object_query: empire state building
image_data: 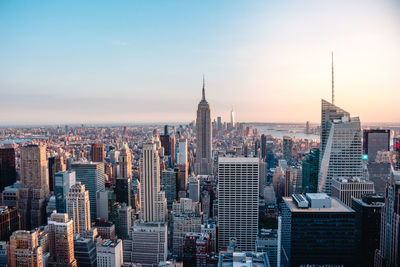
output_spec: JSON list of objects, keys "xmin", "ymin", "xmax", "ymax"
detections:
[{"xmin": 195, "ymin": 78, "xmax": 213, "ymax": 175}]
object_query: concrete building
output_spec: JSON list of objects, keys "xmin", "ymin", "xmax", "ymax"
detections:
[
  {"xmin": 54, "ymin": 171, "xmax": 76, "ymax": 213},
  {"xmin": 177, "ymin": 139, "xmax": 188, "ymax": 166},
  {"xmin": 7, "ymin": 230, "xmax": 43, "ymax": 267},
  {"xmin": 331, "ymin": 177, "xmax": 374, "ymax": 207},
  {"xmin": 73, "ymin": 236, "xmax": 97, "ymax": 267},
  {"xmin": 96, "ymin": 239, "xmax": 123, "ymax": 267},
  {"xmin": 2, "ymin": 181, "xmax": 20, "ymax": 208},
  {"xmin": 45, "ymin": 212, "xmax": 77, "ymax": 267},
  {"xmin": 195, "ymin": 78, "xmax": 213, "ymax": 175},
  {"xmin": 90, "ymin": 143, "xmax": 104, "ymax": 163},
  {"xmin": 201, "ymin": 223, "xmax": 217, "ymax": 253},
  {"xmin": 160, "ymin": 169, "xmax": 178, "ymax": 209},
  {"xmin": 119, "ymin": 143, "xmax": 132, "ymax": 178},
  {"xmin": 182, "ymin": 232, "xmax": 210, "ymax": 267},
  {"xmin": 0, "ymin": 206, "xmax": 20, "ymax": 241},
  {"xmin": 116, "ymin": 203, "xmax": 131, "ymax": 239},
  {"xmin": 283, "ymin": 136, "xmax": 293, "ymax": 164},
  {"xmin": 139, "ymin": 141, "xmax": 166, "ymax": 222},
  {"xmin": 374, "ymin": 169, "xmax": 400, "ymax": 267},
  {"xmin": 18, "ymin": 145, "xmax": 50, "ymax": 230},
  {"xmin": 281, "ymin": 193, "xmax": 356, "ymax": 266},
  {"xmin": 124, "ymin": 220, "xmax": 168, "ymax": 266},
  {"xmin": 93, "ymin": 220, "xmax": 116, "ymax": 240},
  {"xmin": 188, "ymin": 176, "xmax": 200, "ymax": 202},
  {"xmin": 66, "ymin": 182, "xmax": 91, "ymax": 234},
  {"xmin": 71, "ymin": 161, "xmax": 105, "ymax": 220},
  {"xmin": 218, "ymin": 157, "xmax": 259, "ymax": 252}
]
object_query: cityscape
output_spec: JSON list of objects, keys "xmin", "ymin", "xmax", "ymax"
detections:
[{"xmin": 1, "ymin": 1, "xmax": 400, "ymax": 267}]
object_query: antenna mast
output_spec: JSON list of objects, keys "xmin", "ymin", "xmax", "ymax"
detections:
[{"xmin": 331, "ymin": 52, "xmax": 334, "ymax": 105}]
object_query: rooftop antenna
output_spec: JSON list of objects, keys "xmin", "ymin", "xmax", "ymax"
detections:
[
  {"xmin": 331, "ymin": 51, "xmax": 334, "ymax": 105},
  {"xmin": 202, "ymin": 74, "xmax": 206, "ymax": 101}
]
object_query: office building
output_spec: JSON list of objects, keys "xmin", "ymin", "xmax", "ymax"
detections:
[
  {"xmin": 177, "ymin": 139, "xmax": 188, "ymax": 166},
  {"xmin": 172, "ymin": 198, "xmax": 202, "ymax": 259},
  {"xmin": 256, "ymin": 228, "xmax": 281, "ymax": 267},
  {"xmin": 363, "ymin": 129, "xmax": 390, "ymax": 163},
  {"xmin": 302, "ymin": 148, "xmax": 319, "ymax": 193},
  {"xmin": 394, "ymin": 138, "xmax": 400, "ymax": 170},
  {"xmin": 139, "ymin": 141, "xmax": 166, "ymax": 222},
  {"xmin": 352, "ymin": 194, "xmax": 384, "ymax": 267},
  {"xmin": 182, "ymin": 232, "xmax": 210, "ymax": 267},
  {"xmin": 2, "ymin": 182, "xmax": 20, "ymax": 208},
  {"xmin": 116, "ymin": 203, "xmax": 131, "ymax": 239},
  {"xmin": 124, "ymin": 220, "xmax": 167, "ymax": 266},
  {"xmin": 188, "ymin": 176, "xmax": 200, "ymax": 202},
  {"xmin": 72, "ymin": 161, "xmax": 105, "ymax": 219},
  {"xmin": 18, "ymin": 144, "xmax": 50, "ymax": 230},
  {"xmin": 218, "ymin": 251, "xmax": 268, "ymax": 266},
  {"xmin": 73, "ymin": 236, "xmax": 97, "ymax": 267},
  {"xmin": 45, "ymin": 212, "xmax": 77, "ymax": 267},
  {"xmin": 96, "ymin": 190, "xmax": 114, "ymax": 221},
  {"xmin": 218, "ymin": 157, "xmax": 259, "ymax": 252},
  {"xmin": 96, "ymin": 239, "xmax": 122, "ymax": 267},
  {"xmin": 160, "ymin": 126, "xmax": 175, "ymax": 168},
  {"xmin": 55, "ymin": 171, "xmax": 76, "ymax": 213},
  {"xmin": 368, "ymin": 152, "xmax": 392, "ymax": 194},
  {"xmin": 94, "ymin": 220, "xmax": 116, "ymax": 240},
  {"xmin": 331, "ymin": 177, "xmax": 374, "ymax": 207},
  {"xmin": 115, "ymin": 178, "xmax": 131, "ymax": 206},
  {"xmin": 318, "ymin": 103, "xmax": 363, "ymax": 194},
  {"xmin": 0, "ymin": 206, "xmax": 20, "ymax": 241},
  {"xmin": 48, "ymin": 155, "xmax": 66, "ymax": 193},
  {"xmin": 90, "ymin": 143, "xmax": 104, "ymax": 163},
  {"xmin": 7, "ymin": 230, "xmax": 43, "ymax": 267},
  {"xmin": 119, "ymin": 143, "xmax": 132, "ymax": 178},
  {"xmin": 281, "ymin": 193, "xmax": 356, "ymax": 266},
  {"xmin": 195, "ymin": 78, "xmax": 213, "ymax": 175},
  {"xmin": 66, "ymin": 182, "xmax": 91, "ymax": 234},
  {"xmin": 201, "ymin": 223, "xmax": 217, "ymax": 253},
  {"xmin": 0, "ymin": 147, "xmax": 16, "ymax": 193},
  {"xmin": 160, "ymin": 169, "xmax": 178, "ymax": 209},
  {"xmin": 0, "ymin": 241, "xmax": 6, "ymax": 267},
  {"xmin": 283, "ymin": 136, "xmax": 293, "ymax": 164},
  {"xmin": 374, "ymin": 169, "xmax": 400, "ymax": 267}
]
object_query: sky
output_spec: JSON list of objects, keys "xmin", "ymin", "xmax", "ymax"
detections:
[{"xmin": 0, "ymin": 0, "xmax": 399, "ymax": 125}]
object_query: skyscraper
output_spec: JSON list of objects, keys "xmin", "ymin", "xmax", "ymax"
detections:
[
  {"xmin": 374, "ymin": 169, "xmax": 400, "ymax": 267},
  {"xmin": 0, "ymin": 147, "xmax": 16, "ymax": 193},
  {"xmin": 18, "ymin": 144, "xmax": 50, "ymax": 230},
  {"xmin": 7, "ymin": 230, "xmax": 43, "ymax": 267},
  {"xmin": 119, "ymin": 143, "xmax": 132, "ymax": 178},
  {"xmin": 283, "ymin": 136, "xmax": 293, "ymax": 164},
  {"xmin": 230, "ymin": 108, "xmax": 235, "ymax": 128},
  {"xmin": 72, "ymin": 161, "xmax": 105, "ymax": 219},
  {"xmin": 55, "ymin": 170, "xmax": 76, "ymax": 213},
  {"xmin": 66, "ymin": 182, "xmax": 91, "ymax": 234},
  {"xmin": 318, "ymin": 101, "xmax": 363, "ymax": 194},
  {"xmin": 352, "ymin": 194, "xmax": 384, "ymax": 267},
  {"xmin": 91, "ymin": 143, "xmax": 104, "ymax": 163},
  {"xmin": 115, "ymin": 178, "xmax": 131, "ymax": 206},
  {"xmin": 45, "ymin": 212, "xmax": 77, "ymax": 267},
  {"xmin": 0, "ymin": 206, "xmax": 20, "ymax": 242},
  {"xmin": 218, "ymin": 157, "xmax": 259, "ymax": 252},
  {"xmin": 96, "ymin": 239, "xmax": 123, "ymax": 267},
  {"xmin": 195, "ymin": 78, "xmax": 213, "ymax": 175},
  {"xmin": 139, "ymin": 140, "xmax": 166, "ymax": 222},
  {"xmin": 363, "ymin": 129, "xmax": 390, "ymax": 163},
  {"xmin": 302, "ymin": 148, "xmax": 320, "ymax": 193},
  {"xmin": 177, "ymin": 139, "xmax": 188, "ymax": 166},
  {"xmin": 281, "ymin": 193, "xmax": 356, "ymax": 266}
]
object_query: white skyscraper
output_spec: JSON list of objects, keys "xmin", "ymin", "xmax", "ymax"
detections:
[
  {"xmin": 218, "ymin": 157, "xmax": 259, "ymax": 252},
  {"xmin": 230, "ymin": 108, "xmax": 235, "ymax": 127},
  {"xmin": 66, "ymin": 182, "xmax": 91, "ymax": 234},
  {"xmin": 139, "ymin": 140, "xmax": 166, "ymax": 222},
  {"xmin": 318, "ymin": 106, "xmax": 363, "ymax": 195},
  {"xmin": 97, "ymin": 239, "xmax": 123, "ymax": 267},
  {"xmin": 177, "ymin": 139, "xmax": 188, "ymax": 166}
]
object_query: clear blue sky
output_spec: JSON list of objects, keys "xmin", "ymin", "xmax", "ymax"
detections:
[{"xmin": 0, "ymin": 0, "xmax": 399, "ymax": 124}]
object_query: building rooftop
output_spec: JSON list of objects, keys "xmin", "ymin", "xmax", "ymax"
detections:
[
  {"xmin": 283, "ymin": 194, "xmax": 354, "ymax": 213},
  {"xmin": 98, "ymin": 239, "xmax": 121, "ymax": 248},
  {"xmin": 218, "ymin": 157, "xmax": 259, "ymax": 163}
]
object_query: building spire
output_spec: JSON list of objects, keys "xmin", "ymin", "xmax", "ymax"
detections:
[
  {"xmin": 202, "ymin": 74, "xmax": 206, "ymax": 101},
  {"xmin": 331, "ymin": 51, "xmax": 334, "ymax": 105}
]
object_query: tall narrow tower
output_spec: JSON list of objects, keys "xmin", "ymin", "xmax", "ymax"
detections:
[
  {"xmin": 195, "ymin": 77, "xmax": 213, "ymax": 175},
  {"xmin": 18, "ymin": 144, "xmax": 49, "ymax": 230},
  {"xmin": 139, "ymin": 140, "xmax": 167, "ymax": 222}
]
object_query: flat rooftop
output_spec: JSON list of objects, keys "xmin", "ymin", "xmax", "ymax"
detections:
[
  {"xmin": 283, "ymin": 197, "xmax": 354, "ymax": 213},
  {"xmin": 218, "ymin": 157, "xmax": 259, "ymax": 163}
]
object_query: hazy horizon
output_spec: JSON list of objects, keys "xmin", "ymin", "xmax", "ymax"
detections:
[{"xmin": 1, "ymin": 0, "xmax": 399, "ymax": 124}]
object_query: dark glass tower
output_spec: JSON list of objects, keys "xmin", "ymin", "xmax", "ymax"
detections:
[
  {"xmin": 302, "ymin": 148, "xmax": 320, "ymax": 193},
  {"xmin": 0, "ymin": 147, "xmax": 16, "ymax": 193}
]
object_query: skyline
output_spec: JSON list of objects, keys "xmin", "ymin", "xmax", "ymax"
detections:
[{"xmin": 1, "ymin": 0, "xmax": 399, "ymax": 124}]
